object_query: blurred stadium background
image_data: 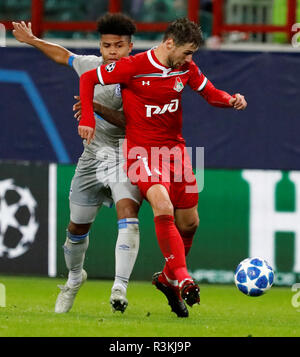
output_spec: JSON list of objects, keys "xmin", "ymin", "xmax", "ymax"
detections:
[{"xmin": 0, "ymin": 0, "xmax": 300, "ymax": 288}]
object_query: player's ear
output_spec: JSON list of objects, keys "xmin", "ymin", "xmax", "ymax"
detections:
[
  {"xmin": 165, "ymin": 38, "xmax": 175, "ymax": 51},
  {"xmin": 128, "ymin": 42, "xmax": 133, "ymax": 54}
]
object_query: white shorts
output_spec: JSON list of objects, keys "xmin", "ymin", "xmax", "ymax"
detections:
[{"xmin": 69, "ymin": 153, "xmax": 142, "ymax": 224}]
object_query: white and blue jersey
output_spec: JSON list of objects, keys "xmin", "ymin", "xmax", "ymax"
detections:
[{"xmin": 69, "ymin": 54, "xmax": 125, "ymax": 160}]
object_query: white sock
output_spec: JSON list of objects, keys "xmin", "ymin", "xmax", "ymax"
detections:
[
  {"xmin": 112, "ymin": 218, "xmax": 140, "ymax": 293},
  {"xmin": 64, "ymin": 231, "xmax": 89, "ymax": 288}
]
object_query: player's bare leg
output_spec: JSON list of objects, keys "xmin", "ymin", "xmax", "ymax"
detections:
[{"xmin": 110, "ymin": 198, "xmax": 140, "ymax": 313}]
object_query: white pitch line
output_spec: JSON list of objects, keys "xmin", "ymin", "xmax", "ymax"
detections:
[{"xmin": 48, "ymin": 163, "xmax": 57, "ymax": 277}]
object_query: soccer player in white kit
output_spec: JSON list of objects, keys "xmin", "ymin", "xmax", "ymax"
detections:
[{"xmin": 12, "ymin": 14, "xmax": 142, "ymax": 313}]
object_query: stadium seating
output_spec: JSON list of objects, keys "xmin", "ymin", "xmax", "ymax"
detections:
[
  {"xmin": 225, "ymin": 0, "xmax": 274, "ymax": 42},
  {"xmin": 3, "ymin": 0, "xmax": 297, "ymax": 43},
  {"xmin": 0, "ymin": 0, "xmax": 31, "ymax": 21}
]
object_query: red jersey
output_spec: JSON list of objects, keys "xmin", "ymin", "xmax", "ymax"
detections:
[{"xmin": 79, "ymin": 48, "xmax": 233, "ymax": 149}]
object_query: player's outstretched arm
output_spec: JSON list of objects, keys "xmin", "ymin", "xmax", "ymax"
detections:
[
  {"xmin": 12, "ymin": 21, "xmax": 73, "ymax": 66},
  {"xmin": 73, "ymin": 96, "xmax": 126, "ymax": 128},
  {"xmin": 200, "ymin": 79, "xmax": 247, "ymax": 110}
]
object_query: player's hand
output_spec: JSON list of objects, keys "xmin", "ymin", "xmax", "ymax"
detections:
[
  {"xmin": 229, "ymin": 93, "xmax": 247, "ymax": 110},
  {"xmin": 12, "ymin": 21, "xmax": 35, "ymax": 44},
  {"xmin": 73, "ymin": 96, "xmax": 82, "ymax": 121},
  {"xmin": 78, "ymin": 125, "xmax": 95, "ymax": 145}
]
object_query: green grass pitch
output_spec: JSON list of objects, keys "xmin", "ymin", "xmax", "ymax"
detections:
[{"xmin": 0, "ymin": 275, "xmax": 298, "ymax": 337}]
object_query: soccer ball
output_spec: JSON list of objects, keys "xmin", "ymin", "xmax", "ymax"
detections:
[{"xmin": 234, "ymin": 257, "xmax": 274, "ymax": 297}]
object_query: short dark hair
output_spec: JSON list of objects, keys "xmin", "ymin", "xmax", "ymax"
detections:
[
  {"xmin": 163, "ymin": 18, "xmax": 204, "ymax": 48},
  {"xmin": 97, "ymin": 13, "xmax": 136, "ymax": 40}
]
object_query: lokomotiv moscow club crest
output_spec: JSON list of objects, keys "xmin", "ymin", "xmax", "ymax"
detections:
[{"xmin": 173, "ymin": 77, "xmax": 184, "ymax": 92}]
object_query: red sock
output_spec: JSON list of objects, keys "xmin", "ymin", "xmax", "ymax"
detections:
[
  {"xmin": 162, "ymin": 264, "xmax": 177, "ymax": 283},
  {"xmin": 154, "ymin": 215, "xmax": 192, "ymax": 284},
  {"xmin": 180, "ymin": 231, "xmax": 194, "ymax": 256},
  {"xmin": 162, "ymin": 230, "xmax": 195, "ymax": 282}
]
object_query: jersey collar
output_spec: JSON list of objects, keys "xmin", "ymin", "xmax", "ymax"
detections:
[{"xmin": 147, "ymin": 48, "xmax": 172, "ymax": 77}]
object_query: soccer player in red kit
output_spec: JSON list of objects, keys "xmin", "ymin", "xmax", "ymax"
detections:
[{"xmin": 79, "ymin": 18, "xmax": 247, "ymax": 317}]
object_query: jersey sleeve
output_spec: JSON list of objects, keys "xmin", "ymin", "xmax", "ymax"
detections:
[
  {"xmin": 96, "ymin": 56, "xmax": 134, "ymax": 86},
  {"xmin": 79, "ymin": 56, "xmax": 134, "ymax": 128},
  {"xmin": 188, "ymin": 61, "xmax": 233, "ymax": 108},
  {"xmin": 187, "ymin": 61, "xmax": 208, "ymax": 92},
  {"xmin": 68, "ymin": 54, "xmax": 101, "ymax": 77}
]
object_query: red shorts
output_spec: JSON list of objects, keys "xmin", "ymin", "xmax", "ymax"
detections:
[{"xmin": 124, "ymin": 142, "xmax": 198, "ymax": 209}]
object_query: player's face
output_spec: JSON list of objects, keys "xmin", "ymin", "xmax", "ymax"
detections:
[
  {"xmin": 100, "ymin": 34, "xmax": 133, "ymax": 64},
  {"xmin": 167, "ymin": 42, "xmax": 198, "ymax": 69}
]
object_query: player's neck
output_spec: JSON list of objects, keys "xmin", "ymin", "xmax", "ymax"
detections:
[{"xmin": 153, "ymin": 44, "xmax": 170, "ymax": 68}]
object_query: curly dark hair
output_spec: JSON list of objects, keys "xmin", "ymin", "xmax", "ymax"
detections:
[
  {"xmin": 97, "ymin": 13, "xmax": 136, "ymax": 40},
  {"xmin": 163, "ymin": 18, "xmax": 204, "ymax": 48}
]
